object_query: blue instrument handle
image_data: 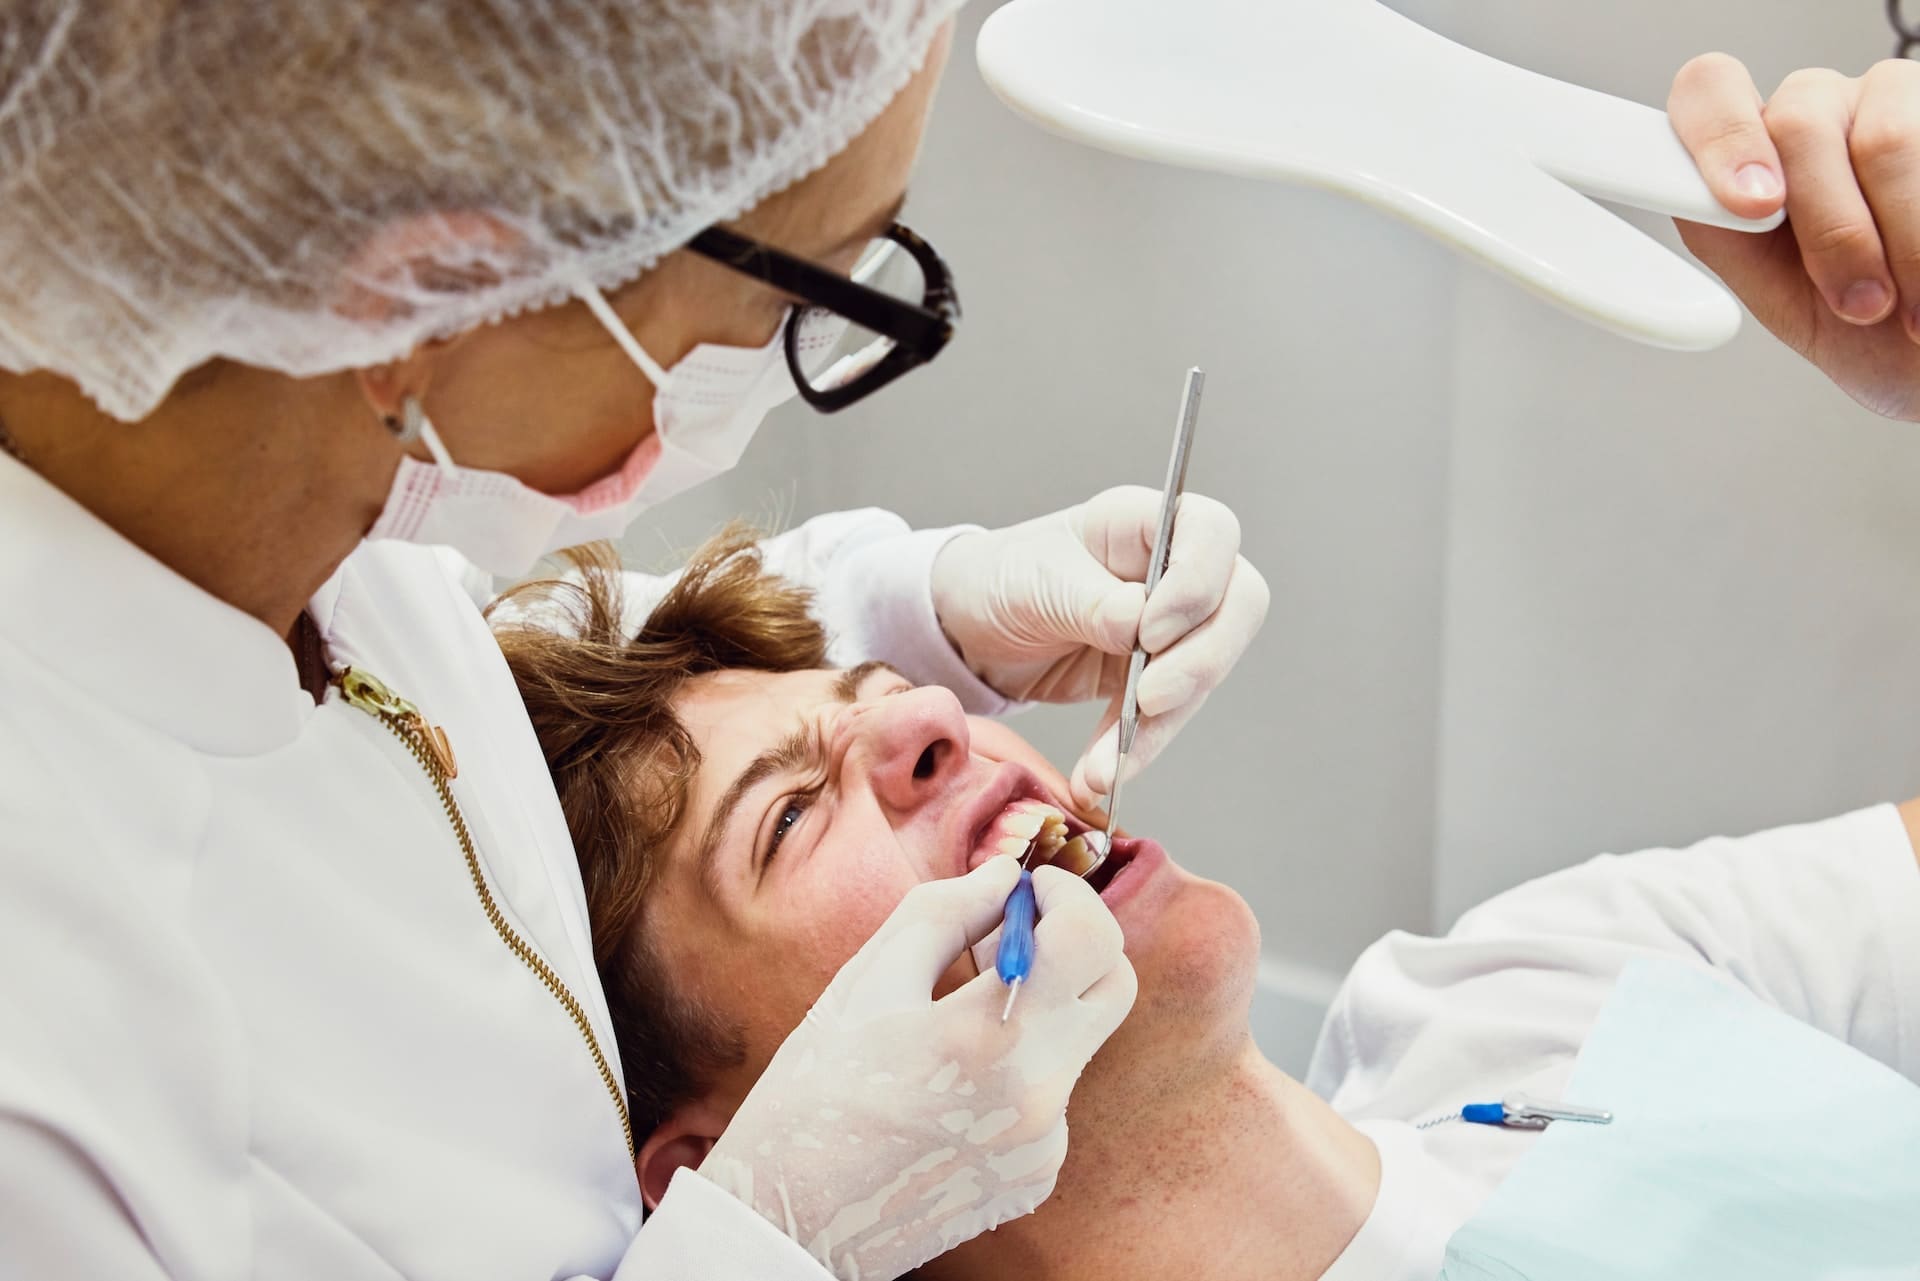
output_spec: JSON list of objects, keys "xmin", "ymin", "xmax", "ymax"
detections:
[{"xmin": 996, "ymin": 869, "xmax": 1037, "ymax": 985}]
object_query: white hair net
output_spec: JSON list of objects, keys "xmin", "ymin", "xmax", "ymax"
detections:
[{"xmin": 0, "ymin": 0, "xmax": 962, "ymax": 422}]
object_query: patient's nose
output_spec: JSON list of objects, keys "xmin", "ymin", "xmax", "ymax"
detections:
[{"xmin": 844, "ymin": 686, "xmax": 970, "ymax": 814}]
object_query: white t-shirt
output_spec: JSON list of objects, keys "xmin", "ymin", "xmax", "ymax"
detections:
[{"xmin": 1308, "ymin": 804, "xmax": 1920, "ymax": 1281}]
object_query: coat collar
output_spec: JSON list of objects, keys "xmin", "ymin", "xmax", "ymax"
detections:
[{"xmin": 0, "ymin": 451, "xmax": 315, "ymax": 755}]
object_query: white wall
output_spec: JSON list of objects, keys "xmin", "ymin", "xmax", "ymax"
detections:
[
  {"xmin": 1424, "ymin": 0, "xmax": 1920, "ymax": 918},
  {"xmin": 626, "ymin": 1, "xmax": 1920, "ymax": 1045}
]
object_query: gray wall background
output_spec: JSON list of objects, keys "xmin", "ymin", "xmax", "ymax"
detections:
[{"xmin": 623, "ymin": 1, "xmax": 1920, "ymax": 1028}]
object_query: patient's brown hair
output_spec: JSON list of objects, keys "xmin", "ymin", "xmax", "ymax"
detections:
[{"xmin": 491, "ymin": 525, "xmax": 830, "ymax": 1143}]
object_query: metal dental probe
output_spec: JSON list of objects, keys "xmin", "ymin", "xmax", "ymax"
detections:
[
  {"xmin": 998, "ymin": 366, "xmax": 1204, "ymax": 1023},
  {"xmin": 1087, "ymin": 365, "xmax": 1205, "ymax": 877}
]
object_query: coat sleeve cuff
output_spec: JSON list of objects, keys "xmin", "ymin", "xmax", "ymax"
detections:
[
  {"xmin": 1853, "ymin": 803, "xmax": 1920, "ymax": 1082},
  {"xmin": 819, "ymin": 523, "xmax": 1021, "ymax": 717},
  {"xmin": 613, "ymin": 1168, "xmax": 833, "ymax": 1281}
]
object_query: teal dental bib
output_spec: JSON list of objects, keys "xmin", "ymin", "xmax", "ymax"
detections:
[{"xmin": 1440, "ymin": 959, "xmax": 1920, "ymax": 1280}]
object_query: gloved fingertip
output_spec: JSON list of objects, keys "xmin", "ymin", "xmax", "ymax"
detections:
[
  {"xmin": 1067, "ymin": 768, "xmax": 1098, "ymax": 813},
  {"xmin": 1028, "ymin": 860, "xmax": 1105, "ymax": 907},
  {"xmin": 1107, "ymin": 743, "xmax": 1146, "ymax": 790},
  {"xmin": 1075, "ymin": 742, "xmax": 1116, "ymax": 802},
  {"xmin": 972, "ymin": 852, "xmax": 1022, "ymax": 883},
  {"xmin": 1133, "ymin": 662, "xmax": 1200, "ymax": 718}
]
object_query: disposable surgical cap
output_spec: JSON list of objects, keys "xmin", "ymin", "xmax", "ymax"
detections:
[{"xmin": 0, "ymin": 0, "xmax": 962, "ymax": 422}]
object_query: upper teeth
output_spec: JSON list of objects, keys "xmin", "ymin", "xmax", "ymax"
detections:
[{"xmin": 984, "ymin": 798, "xmax": 1069, "ymax": 862}]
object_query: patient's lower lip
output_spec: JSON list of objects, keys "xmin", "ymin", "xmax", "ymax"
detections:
[{"xmin": 1096, "ymin": 837, "xmax": 1165, "ymax": 912}]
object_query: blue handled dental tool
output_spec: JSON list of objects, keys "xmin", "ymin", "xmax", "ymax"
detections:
[
  {"xmin": 1085, "ymin": 365, "xmax": 1205, "ymax": 876},
  {"xmin": 1419, "ymin": 1092, "xmax": 1613, "ymax": 1131},
  {"xmin": 997, "ymin": 862, "xmax": 1038, "ymax": 1022}
]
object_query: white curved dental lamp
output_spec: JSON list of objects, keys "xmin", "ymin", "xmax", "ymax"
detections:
[{"xmin": 975, "ymin": 0, "xmax": 1784, "ymax": 350}]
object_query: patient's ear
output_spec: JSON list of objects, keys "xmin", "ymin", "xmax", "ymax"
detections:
[{"xmin": 637, "ymin": 1098, "xmax": 736, "ymax": 1210}]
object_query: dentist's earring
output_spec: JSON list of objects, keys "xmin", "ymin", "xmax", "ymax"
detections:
[{"xmin": 382, "ymin": 395, "xmax": 426, "ymax": 445}]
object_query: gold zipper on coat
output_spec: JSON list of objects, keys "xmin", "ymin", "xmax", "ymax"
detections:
[{"xmin": 334, "ymin": 666, "xmax": 635, "ymax": 1159}]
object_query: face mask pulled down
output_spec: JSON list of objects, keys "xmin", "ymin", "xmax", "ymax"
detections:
[{"xmin": 368, "ymin": 287, "xmax": 835, "ymax": 578}]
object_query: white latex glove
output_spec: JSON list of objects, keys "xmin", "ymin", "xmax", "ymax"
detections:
[
  {"xmin": 931, "ymin": 485, "xmax": 1270, "ymax": 809},
  {"xmin": 698, "ymin": 856, "xmax": 1134, "ymax": 1281}
]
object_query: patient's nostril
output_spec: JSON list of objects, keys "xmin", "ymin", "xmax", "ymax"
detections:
[{"xmin": 913, "ymin": 744, "xmax": 939, "ymax": 780}]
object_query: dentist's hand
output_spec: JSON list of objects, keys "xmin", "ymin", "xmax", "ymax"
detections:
[
  {"xmin": 699, "ymin": 856, "xmax": 1134, "ymax": 1281},
  {"xmin": 931, "ymin": 486, "xmax": 1270, "ymax": 810},
  {"xmin": 1670, "ymin": 54, "xmax": 1920, "ymax": 421}
]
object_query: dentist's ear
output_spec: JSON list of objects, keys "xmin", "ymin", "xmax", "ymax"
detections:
[
  {"xmin": 339, "ymin": 209, "xmax": 526, "ymax": 436},
  {"xmin": 636, "ymin": 1099, "xmax": 734, "ymax": 1210}
]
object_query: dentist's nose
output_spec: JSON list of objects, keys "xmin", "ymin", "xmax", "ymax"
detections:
[{"xmin": 842, "ymin": 685, "xmax": 972, "ymax": 814}]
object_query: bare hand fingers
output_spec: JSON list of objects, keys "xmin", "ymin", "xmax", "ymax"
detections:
[
  {"xmin": 1669, "ymin": 52, "xmax": 1785, "ymax": 218},
  {"xmin": 1850, "ymin": 58, "xmax": 1920, "ymax": 341},
  {"xmin": 1766, "ymin": 68, "xmax": 1891, "ymax": 324}
]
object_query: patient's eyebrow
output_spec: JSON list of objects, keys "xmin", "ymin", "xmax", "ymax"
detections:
[{"xmin": 693, "ymin": 661, "xmax": 905, "ymax": 894}]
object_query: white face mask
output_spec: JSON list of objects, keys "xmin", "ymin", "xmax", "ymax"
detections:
[{"xmin": 366, "ymin": 285, "xmax": 841, "ymax": 578}]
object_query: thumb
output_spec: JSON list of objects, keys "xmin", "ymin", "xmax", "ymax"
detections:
[{"xmin": 826, "ymin": 856, "xmax": 1023, "ymax": 1016}]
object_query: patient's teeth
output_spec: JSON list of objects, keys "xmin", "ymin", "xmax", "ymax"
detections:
[
  {"xmin": 1002, "ymin": 809, "xmax": 1045, "ymax": 840},
  {"xmin": 1049, "ymin": 835, "xmax": 1101, "ymax": 878},
  {"xmin": 978, "ymin": 799, "xmax": 1069, "ymax": 864}
]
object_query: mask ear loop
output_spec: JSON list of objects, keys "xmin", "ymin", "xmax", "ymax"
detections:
[
  {"xmin": 408, "ymin": 401, "xmax": 460, "ymax": 477},
  {"xmin": 574, "ymin": 281, "xmax": 671, "ymax": 389}
]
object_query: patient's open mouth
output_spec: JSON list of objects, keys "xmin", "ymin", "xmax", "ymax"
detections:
[{"xmin": 968, "ymin": 796, "xmax": 1135, "ymax": 895}]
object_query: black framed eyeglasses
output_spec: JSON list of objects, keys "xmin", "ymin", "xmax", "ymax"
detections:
[{"xmin": 687, "ymin": 222, "xmax": 960, "ymax": 413}]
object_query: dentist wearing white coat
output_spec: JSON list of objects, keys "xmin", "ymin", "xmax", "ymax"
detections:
[{"xmin": 0, "ymin": 4, "xmax": 1269, "ymax": 1280}]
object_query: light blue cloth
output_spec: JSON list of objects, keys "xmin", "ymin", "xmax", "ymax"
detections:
[{"xmin": 1440, "ymin": 958, "xmax": 1920, "ymax": 1280}]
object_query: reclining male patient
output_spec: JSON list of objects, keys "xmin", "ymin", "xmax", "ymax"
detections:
[{"xmin": 495, "ymin": 532, "xmax": 1920, "ymax": 1281}]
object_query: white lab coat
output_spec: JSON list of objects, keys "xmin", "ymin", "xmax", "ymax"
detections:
[
  {"xmin": 1307, "ymin": 803, "xmax": 1920, "ymax": 1281},
  {"xmin": 0, "ymin": 450, "xmax": 1012, "ymax": 1280}
]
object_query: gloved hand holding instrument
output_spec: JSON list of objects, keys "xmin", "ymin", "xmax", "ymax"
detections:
[
  {"xmin": 930, "ymin": 391, "xmax": 1262, "ymax": 813},
  {"xmin": 995, "ymin": 365, "xmax": 1205, "ymax": 1024},
  {"xmin": 698, "ymin": 855, "xmax": 1135, "ymax": 1281}
]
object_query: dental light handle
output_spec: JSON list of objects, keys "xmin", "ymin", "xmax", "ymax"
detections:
[
  {"xmin": 997, "ymin": 868, "xmax": 1038, "ymax": 1022},
  {"xmin": 977, "ymin": 0, "xmax": 1787, "ymax": 351}
]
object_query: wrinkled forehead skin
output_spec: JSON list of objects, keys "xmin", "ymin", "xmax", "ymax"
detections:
[{"xmin": 0, "ymin": 0, "xmax": 965, "ymax": 420}]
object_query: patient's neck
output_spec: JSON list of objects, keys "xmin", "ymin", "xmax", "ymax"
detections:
[{"xmin": 923, "ymin": 1040, "xmax": 1379, "ymax": 1281}]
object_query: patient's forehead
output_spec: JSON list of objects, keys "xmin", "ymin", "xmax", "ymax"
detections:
[{"xmin": 674, "ymin": 667, "xmax": 840, "ymax": 738}]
